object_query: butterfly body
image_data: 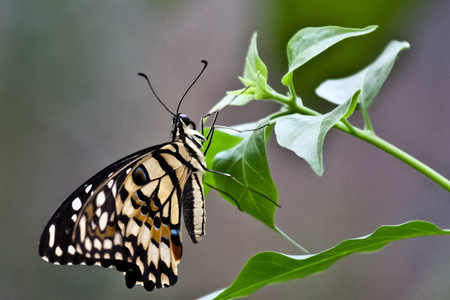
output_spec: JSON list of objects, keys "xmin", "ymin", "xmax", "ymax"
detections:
[{"xmin": 39, "ymin": 114, "xmax": 207, "ymax": 291}]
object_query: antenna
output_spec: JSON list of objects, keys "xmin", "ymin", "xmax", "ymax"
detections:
[
  {"xmin": 176, "ymin": 60, "xmax": 208, "ymax": 114},
  {"xmin": 138, "ymin": 72, "xmax": 176, "ymax": 117}
]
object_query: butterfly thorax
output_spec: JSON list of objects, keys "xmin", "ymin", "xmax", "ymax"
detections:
[{"xmin": 171, "ymin": 114, "xmax": 207, "ymax": 172}]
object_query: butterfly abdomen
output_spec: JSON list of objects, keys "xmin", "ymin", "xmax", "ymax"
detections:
[{"xmin": 182, "ymin": 172, "xmax": 206, "ymax": 243}]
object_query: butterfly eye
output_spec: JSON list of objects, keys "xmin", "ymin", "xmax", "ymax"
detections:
[
  {"xmin": 179, "ymin": 114, "xmax": 196, "ymax": 129},
  {"xmin": 179, "ymin": 114, "xmax": 191, "ymax": 126}
]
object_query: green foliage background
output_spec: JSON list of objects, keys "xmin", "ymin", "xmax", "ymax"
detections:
[{"xmin": 1, "ymin": 1, "xmax": 449, "ymax": 299}]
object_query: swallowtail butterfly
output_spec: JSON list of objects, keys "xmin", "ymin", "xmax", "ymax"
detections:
[{"xmin": 39, "ymin": 61, "xmax": 221, "ymax": 291}]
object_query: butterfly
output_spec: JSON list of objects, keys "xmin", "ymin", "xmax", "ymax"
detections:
[{"xmin": 39, "ymin": 61, "xmax": 219, "ymax": 291}]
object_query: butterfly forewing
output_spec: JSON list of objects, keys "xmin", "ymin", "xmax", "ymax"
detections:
[
  {"xmin": 40, "ymin": 115, "xmax": 208, "ymax": 291},
  {"xmin": 39, "ymin": 145, "xmax": 159, "ymax": 266}
]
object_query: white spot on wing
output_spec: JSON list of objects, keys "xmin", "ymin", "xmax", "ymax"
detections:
[
  {"xmin": 48, "ymin": 224, "xmax": 56, "ymax": 248},
  {"xmin": 55, "ymin": 246, "xmax": 63, "ymax": 257},
  {"xmin": 103, "ymin": 239, "xmax": 112, "ymax": 250},
  {"xmin": 107, "ymin": 179, "xmax": 114, "ymax": 189},
  {"xmin": 99, "ymin": 212, "xmax": 108, "ymax": 231},
  {"xmin": 126, "ymin": 168, "xmax": 132, "ymax": 174},
  {"xmin": 115, "ymin": 252, "xmax": 123, "ymax": 260},
  {"xmin": 114, "ymin": 231, "xmax": 122, "ymax": 245},
  {"xmin": 94, "ymin": 238, "xmax": 102, "ymax": 250},
  {"xmin": 85, "ymin": 184, "xmax": 92, "ymax": 194},
  {"xmin": 68, "ymin": 245, "xmax": 76, "ymax": 255},
  {"xmin": 111, "ymin": 183, "xmax": 117, "ymax": 198},
  {"xmin": 79, "ymin": 215, "xmax": 86, "ymax": 242},
  {"xmin": 90, "ymin": 220, "xmax": 97, "ymax": 230},
  {"xmin": 72, "ymin": 197, "xmax": 82, "ymax": 211},
  {"xmin": 71, "ymin": 214, "xmax": 77, "ymax": 222},
  {"xmin": 84, "ymin": 237, "xmax": 92, "ymax": 252},
  {"xmin": 96, "ymin": 191, "xmax": 106, "ymax": 207}
]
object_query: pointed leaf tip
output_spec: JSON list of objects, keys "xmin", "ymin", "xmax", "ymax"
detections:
[
  {"xmin": 316, "ymin": 40, "xmax": 410, "ymax": 110},
  {"xmin": 282, "ymin": 26, "xmax": 378, "ymax": 86}
]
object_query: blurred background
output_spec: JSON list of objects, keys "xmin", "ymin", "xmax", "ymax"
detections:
[{"xmin": 1, "ymin": 1, "xmax": 450, "ymax": 299}]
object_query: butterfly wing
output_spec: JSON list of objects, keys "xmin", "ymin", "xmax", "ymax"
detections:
[
  {"xmin": 114, "ymin": 142, "xmax": 192, "ymax": 290},
  {"xmin": 39, "ymin": 141, "xmax": 202, "ymax": 291},
  {"xmin": 39, "ymin": 144, "xmax": 176, "ymax": 286},
  {"xmin": 39, "ymin": 145, "xmax": 160, "ymax": 265}
]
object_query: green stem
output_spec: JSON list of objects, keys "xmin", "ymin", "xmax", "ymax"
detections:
[
  {"xmin": 276, "ymin": 226, "xmax": 310, "ymax": 254},
  {"xmin": 270, "ymin": 91, "xmax": 292, "ymax": 106},
  {"xmin": 333, "ymin": 121, "xmax": 450, "ymax": 192},
  {"xmin": 340, "ymin": 119, "xmax": 356, "ymax": 133},
  {"xmin": 362, "ymin": 108, "xmax": 375, "ymax": 132},
  {"xmin": 288, "ymin": 81, "xmax": 297, "ymax": 103}
]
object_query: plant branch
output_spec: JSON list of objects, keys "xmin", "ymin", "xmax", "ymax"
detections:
[
  {"xmin": 269, "ymin": 97, "xmax": 450, "ymax": 192},
  {"xmin": 362, "ymin": 108, "xmax": 375, "ymax": 132},
  {"xmin": 334, "ymin": 122, "xmax": 450, "ymax": 192}
]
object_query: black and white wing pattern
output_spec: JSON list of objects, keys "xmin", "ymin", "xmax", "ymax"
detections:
[{"xmin": 40, "ymin": 115, "xmax": 208, "ymax": 291}]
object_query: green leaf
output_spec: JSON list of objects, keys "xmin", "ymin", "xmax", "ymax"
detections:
[
  {"xmin": 211, "ymin": 221, "xmax": 450, "ymax": 300},
  {"xmin": 237, "ymin": 76, "xmax": 254, "ymax": 87},
  {"xmin": 223, "ymin": 32, "xmax": 277, "ymax": 103},
  {"xmin": 316, "ymin": 40, "xmax": 410, "ymax": 111},
  {"xmin": 212, "ymin": 122, "xmax": 278, "ymax": 231},
  {"xmin": 342, "ymin": 90, "xmax": 360, "ymax": 119},
  {"xmin": 203, "ymin": 129, "xmax": 244, "ymax": 195},
  {"xmin": 243, "ymin": 32, "xmax": 268, "ymax": 82},
  {"xmin": 254, "ymin": 72, "xmax": 276, "ymax": 100},
  {"xmin": 282, "ymin": 25, "xmax": 378, "ymax": 86},
  {"xmin": 274, "ymin": 95, "xmax": 354, "ymax": 176},
  {"xmin": 208, "ymin": 32, "xmax": 270, "ymax": 113}
]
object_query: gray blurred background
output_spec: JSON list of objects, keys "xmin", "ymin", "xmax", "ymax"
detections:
[{"xmin": 1, "ymin": 1, "xmax": 450, "ymax": 299}]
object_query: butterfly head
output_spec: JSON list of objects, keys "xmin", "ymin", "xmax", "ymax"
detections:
[{"xmin": 171, "ymin": 114, "xmax": 206, "ymax": 147}]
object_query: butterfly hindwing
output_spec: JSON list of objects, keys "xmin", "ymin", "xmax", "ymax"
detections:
[{"xmin": 115, "ymin": 142, "xmax": 197, "ymax": 290}]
